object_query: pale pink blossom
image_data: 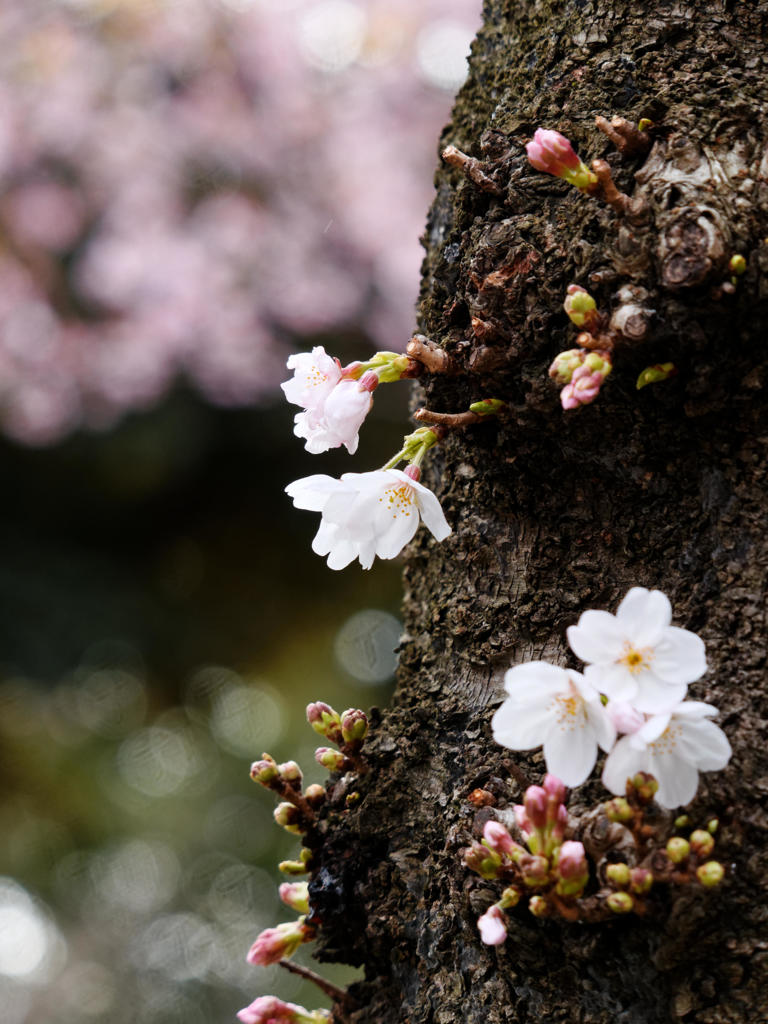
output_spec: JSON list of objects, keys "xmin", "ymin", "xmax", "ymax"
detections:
[
  {"xmin": 281, "ymin": 346, "xmax": 342, "ymax": 420},
  {"xmin": 477, "ymin": 904, "xmax": 507, "ymax": 946},
  {"xmin": 236, "ymin": 996, "xmax": 330, "ymax": 1024},
  {"xmin": 526, "ymin": 128, "xmax": 596, "ymax": 189},
  {"xmin": 293, "ymin": 376, "xmax": 376, "ymax": 455},
  {"xmin": 602, "ymin": 700, "xmax": 732, "ymax": 809}
]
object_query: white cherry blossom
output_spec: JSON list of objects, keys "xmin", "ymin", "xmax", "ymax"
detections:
[
  {"xmin": 491, "ymin": 663, "xmax": 616, "ymax": 787},
  {"xmin": 281, "ymin": 346, "xmax": 341, "ymax": 418},
  {"xmin": 285, "ymin": 468, "xmax": 450, "ymax": 570},
  {"xmin": 602, "ymin": 700, "xmax": 732, "ymax": 808},
  {"xmin": 566, "ymin": 587, "xmax": 707, "ymax": 713},
  {"xmin": 293, "ymin": 377, "xmax": 374, "ymax": 455}
]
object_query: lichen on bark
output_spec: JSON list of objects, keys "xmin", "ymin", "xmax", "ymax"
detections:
[{"xmin": 308, "ymin": 1, "xmax": 768, "ymax": 1021}]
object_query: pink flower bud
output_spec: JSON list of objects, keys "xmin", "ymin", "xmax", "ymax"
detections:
[
  {"xmin": 542, "ymin": 774, "xmax": 566, "ymax": 804},
  {"xmin": 340, "ymin": 708, "xmax": 369, "ymax": 745},
  {"xmin": 315, "ymin": 747, "xmax": 347, "ymax": 772},
  {"xmin": 246, "ymin": 921, "xmax": 310, "ymax": 966},
  {"xmin": 277, "ymin": 761, "xmax": 303, "ymax": 787},
  {"xmin": 357, "ymin": 370, "xmax": 380, "ymax": 393},
  {"xmin": 306, "ymin": 702, "xmax": 343, "ymax": 744},
  {"xmin": 549, "ymin": 348, "xmax": 585, "ymax": 385},
  {"xmin": 557, "ymin": 841, "xmax": 587, "ymax": 879},
  {"xmin": 520, "ymin": 853, "xmax": 550, "ymax": 887},
  {"xmin": 523, "ymin": 785, "xmax": 548, "ymax": 830},
  {"xmin": 250, "ymin": 755, "xmax": 279, "ymax": 786},
  {"xmin": 560, "ymin": 364, "xmax": 606, "ymax": 409},
  {"xmin": 483, "ymin": 820, "xmax": 517, "ymax": 857},
  {"xmin": 236, "ymin": 995, "xmax": 302, "ymax": 1024},
  {"xmin": 606, "ymin": 701, "xmax": 645, "ymax": 735},
  {"xmin": 513, "ymin": 804, "xmax": 532, "ymax": 836},
  {"xmin": 630, "ymin": 868, "xmax": 653, "ymax": 895},
  {"xmin": 525, "ymin": 129, "xmax": 597, "ymax": 190},
  {"xmin": 279, "ymin": 882, "xmax": 310, "ymax": 914},
  {"xmin": 477, "ymin": 904, "xmax": 507, "ymax": 946},
  {"xmin": 403, "ymin": 463, "xmax": 421, "ymax": 482},
  {"xmin": 463, "ymin": 842, "xmax": 502, "ymax": 880}
]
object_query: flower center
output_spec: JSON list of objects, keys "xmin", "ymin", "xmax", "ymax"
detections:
[
  {"xmin": 379, "ymin": 484, "xmax": 415, "ymax": 519},
  {"xmin": 551, "ymin": 687, "xmax": 586, "ymax": 731},
  {"xmin": 648, "ymin": 723, "xmax": 681, "ymax": 754},
  {"xmin": 306, "ymin": 367, "xmax": 329, "ymax": 387},
  {"xmin": 620, "ymin": 643, "xmax": 652, "ymax": 674}
]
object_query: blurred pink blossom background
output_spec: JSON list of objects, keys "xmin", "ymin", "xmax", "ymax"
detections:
[{"xmin": 0, "ymin": 0, "xmax": 482, "ymax": 445}]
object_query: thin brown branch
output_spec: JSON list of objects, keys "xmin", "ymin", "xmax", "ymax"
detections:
[
  {"xmin": 591, "ymin": 159, "xmax": 648, "ymax": 224},
  {"xmin": 278, "ymin": 959, "xmax": 357, "ymax": 1017},
  {"xmin": 414, "ymin": 408, "xmax": 483, "ymax": 428},
  {"xmin": 595, "ymin": 115, "xmax": 651, "ymax": 156},
  {"xmin": 442, "ymin": 144, "xmax": 504, "ymax": 196},
  {"xmin": 406, "ymin": 335, "xmax": 461, "ymax": 375}
]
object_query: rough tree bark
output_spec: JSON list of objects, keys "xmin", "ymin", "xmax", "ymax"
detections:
[{"xmin": 309, "ymin": 2, "xmax": 768, "ymax": 1021}]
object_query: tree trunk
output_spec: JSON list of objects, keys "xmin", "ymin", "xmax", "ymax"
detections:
[{"xmin": 310, "ymin": 2, "xmax": 768, "ymax": 1021}]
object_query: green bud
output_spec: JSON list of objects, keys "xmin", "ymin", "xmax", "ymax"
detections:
[
  {"xmin": 638, "ymin": 118, "xmax": 653, "ymax": 132},
  {"xmin": 606, "ymin": 891, "xmax": 634, "ymax": 914},
  {"xmin": 606, "ymin": 863, "xmax": 631, "ymax": 889},
  {"xmin": 666, "ymin": 837, "xmax": 690, "ymax": 864},
  {"xmin": 528, "ymin": 895, "xmax": 550, "ymax": 918},
  {"xmin": 274, "ymin": 802, "xmax": 302, "ymax": 834},
  {"xmin": 279, "ymin": 859, "xmax": 308, "ymax": 876},
  {"xmin": 549, "ymin": 349, "xmax": 585, "ymax": 385},
  {"xmin": 628, "ymin": 772, "xmax": 658, "ymax": 804},
  {"xmin": 564, "ymin": 285, "xmax": 598, "ymax": 328},
  {"xmin": 499, "ymin": 887, "xmax": 521, "ymax": 910},
  {"xmin": 690, "ymin": 829, "xmax": 715, "ymax": 859},
  {"xmin": 696, "ymin": 861, "xmax": 725, "ymax": 888},
  {"xmin": 250, "ymin": 754, "xmax": 279, "ymax": 786},
  {"xmin": 306, "ymin": 702, "xmax": 343, "ymax": 744},
  {"xmin": 345, "ymin": 791, "xmax": 361, "ymax": 808},
  {"xmin": 707, "ymin": 818, "xmax": 719, "ymax": 835},
  {"xmin": 315, "ymin": 747, "xmax": 347, "ymax": 772},
  {"xmin": 371, "ymin": 353, "xmax": 411, "ymax": 383},
  {"xmin": 636, "ymin": 363, "xmax": 676, "ymax": 390},
  {"xmin": 729, "ymin": 254, "xmax": 746, "ymax": 276},
  {"xmin": 340, "ymin": 708, "xmax": 369, "ymax": 745},
  {"xmin": 278, "ymin": 761, "xmax": 303, "ymax": 787},
  {"xmin": 674, "ymin": 814, "xmax": 690, "ymax": 829},
  {"xmin": 468, "ymin": 398, "xmax": 506, "ymax": 417},
  {"xmin": 630, "ymin": 868, "xmax": 653, "ymax": 895},
  {"xmin": 304, "ymin": 784, "xmax": 326, "ymax": 809},
  {"xmin": 604, "ymin": 797, "xmax": 633, "ymax": 823},
  {"xmin": 584, "ymin": 351, "xmax": 612, "ymax": 376}
]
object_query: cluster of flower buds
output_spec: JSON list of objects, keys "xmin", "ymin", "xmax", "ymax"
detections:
[
  {"xmin": 599, "ymin": 773, "xmax": 725, "ymax": 915},
  {"xmin": 282, "ymin": 343, "xmax": 454, "ymax": 570},
  {"xmin": 465, "ymin": 775, "xmax": 592, "ymax": 936},
  {"xmin": 308, "ymin": 701, "xmax": 369, "ymax": 774},
  {"xmin": 548, "ymin": 285, "xmax": 614, "ymax": 410},
  {"xmin": 467, "ymin": 771, "xmax": 728, "ymax": 933},
  {"xmin": 243, "ymin": 701, "xmax": 369, "ymax": 1018},
  {"xmin": 237, "ymin": 996, "xmax": 331, "ymax": 1024},
  {"xmin": 525, "ymin": 129, "xmax": 598, "ymax": 192}
]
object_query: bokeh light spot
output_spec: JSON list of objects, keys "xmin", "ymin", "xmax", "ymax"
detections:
[{"xmin": 334, "ymin": 608, "xmax": 401, "ymax": 684}]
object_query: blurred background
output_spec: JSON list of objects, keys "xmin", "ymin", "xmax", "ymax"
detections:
[{"xmin": 0, "ymin": 0, "xmax": 482, "ymax": 1021}]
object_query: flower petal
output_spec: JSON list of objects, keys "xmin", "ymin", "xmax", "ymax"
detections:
[
  {"xmin": 285, "ymin": 475, "xmax": 340, "ymax": 511},
  {"xmin": 542, "ymin": 720, "xmax": 597, "ymax": 787},
  {"xmin": 647, "ymin": 752, "xmax": 699, "ymax": 808},
  {"xmin": 567, "ymin": 611, "xmax": 626, "ymax": 664},
  {"xmin": 412, "ymin": 483, "xmax": 451, "ymax": 541},
  {"xmin": 631, "ymin": 674, "xmax": 687, "ymax": 714},
  {"xmin": 583, "ymin": 663, "xmax": 638, "ymax": 702},
  {"xmin": 676, "ymin": 718, "xmax": 732, "ymax": 771},
  {"xmin": 503, "ymin": 661, "xmax": 569, "ymax": 701},
  {"xmin": 492, "ymin": 697, "xmax": 553, "ymax": 751},
  {"xmin": 602, "ymin": 736, "xmax": 646, "ymax": 795},
  {"xmin": 585, "ymin": 699, "xmax": 617, "ymax": 752},
  {"xmin": 615, "ymin": 588, "xmax": 671, "ymax": 646},
  {"xmin": 652, "ymin": 627, "xmax": 707, "ymax": 684}
]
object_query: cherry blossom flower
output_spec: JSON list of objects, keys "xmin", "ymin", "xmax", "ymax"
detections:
[
  {"xmin": 281, "ymin": 346, "xmax": 342, "ymax": 418},
  {"xmin": 477, "ymin": 904, "xmax": 507, "ymax": 946},
  {"xmin": 602, "ymin": 701, "xmax": 732, "ymax": 808},
  {"xmin": 293, "ymin": 375, "xmax": 377, "ymax": 455},
  {"xmin": 491, "ymin": 662, "xmax": 616, "ymax": 786},
  {"xmin": 566, "ymin": 587, "xmax": 707, "ymax": 713},
  {"xmin": 285, "ymin": 467, "xmax": 451, "ymax": 570}
]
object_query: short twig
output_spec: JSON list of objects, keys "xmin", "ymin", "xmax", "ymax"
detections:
[
  {"xmin": 595, "ymin": 116, "xmax": 651, "ymax": 157},
  {"xmin": 406, "ymin": 335, "xmax": 461, "ymax": 375},
  {"xmin": 278, "ymin": 959, "xmax": 358, "ymax": 1015},
  {"xmin": 442, "ymin": 145, "xmax": 504, "ymax": 196},
  {"xmin": 414, "ymin": 408, "xmax": 483, "ymax": 428},
  {"xmin": 591, "ymin": 159, "xmax": 648, "ymax": 223}
]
